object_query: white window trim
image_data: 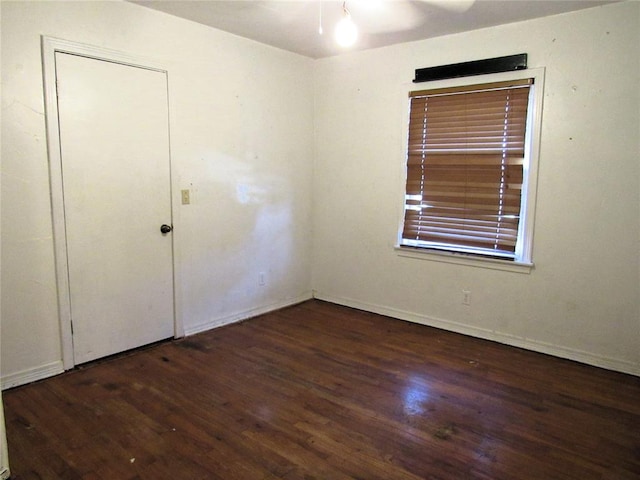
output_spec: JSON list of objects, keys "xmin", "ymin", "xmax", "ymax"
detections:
[
  {"xmin": 395, "ymin": 67, "xmax": 545, "ymax": 273},
  {"xmin": 394, "ymin": 245, "xmax": 534, "ymax": 273}
]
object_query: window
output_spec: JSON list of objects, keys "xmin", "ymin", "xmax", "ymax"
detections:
[{"xmin": 399, "ymin": 70, "xmax": 543, "ymax": 266}]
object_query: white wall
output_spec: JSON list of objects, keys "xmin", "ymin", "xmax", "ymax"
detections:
[
  {"xmin": 1, "ymin": 0, "xmax": 314, "ymax": 387},
  {"xmin": 312, "ymin": 1, "xmax": 640, "ymax": 375}
]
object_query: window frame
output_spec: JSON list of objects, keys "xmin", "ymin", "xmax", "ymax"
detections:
[{"xmin": 395, "ymin": 67, "xmax": 545, "ymax": 273}]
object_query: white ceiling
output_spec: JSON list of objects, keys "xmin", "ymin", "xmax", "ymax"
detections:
[{"xmin": 130, "ymin": 0, "xmax": 615, "ymax": 58}]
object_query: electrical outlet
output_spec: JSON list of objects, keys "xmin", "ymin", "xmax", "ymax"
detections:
[
  {"xmin": 259, "ymin": 272, "xmax": 266, "ymax": 286},
  {"xmin": 181, "ymin": 189, "xmax": 190, "ymax": 205},
  {"xmin": 462, "ymin": 290, "xmax": 471, "ymax": 306}
]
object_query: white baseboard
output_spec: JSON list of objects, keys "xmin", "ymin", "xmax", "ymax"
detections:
[
  {"xmin": 4, "ymin": 292, "xmax": 635, "ymax": 391},
  {"xmin": 0, "ymin": 294, "xmax": 313, "ymax": 390},
  {"xmin": 184, "ymin": 292, "xmax": 314, "ymax": 336},
  {"xmin": 315, "ymin": 293, "xmax": 640, "ymax": 377},
  {"xmin": 1, "ymin": 361, "xmax": 65, "ymax": 390}
]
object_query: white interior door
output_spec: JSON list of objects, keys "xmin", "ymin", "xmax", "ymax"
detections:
[{"xmin": 56, "ymin": 52, "xmax": 174, "ymax": 365}]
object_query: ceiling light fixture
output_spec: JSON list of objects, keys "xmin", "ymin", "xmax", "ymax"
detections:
[{"xmin": 335, "ymin": 1, "xmax": 358, "ymax": 48}]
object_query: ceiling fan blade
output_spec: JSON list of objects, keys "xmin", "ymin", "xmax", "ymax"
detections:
[
  {"xmin": 418, "ymin": 0, "xmax": 476, "ymax": 13},
  {"xmin": 349, "ymin": 0, "xmax": 425, "ymax": 33}
]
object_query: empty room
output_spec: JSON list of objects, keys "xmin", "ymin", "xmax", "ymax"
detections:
[{"xmin": 0, "ymin": 0, "xmax": 638, "ymax": 479}]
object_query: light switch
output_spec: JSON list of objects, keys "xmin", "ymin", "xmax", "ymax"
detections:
[{"xmin": 181, "ymin": 189, "xmax": 190, "ymax": 205}]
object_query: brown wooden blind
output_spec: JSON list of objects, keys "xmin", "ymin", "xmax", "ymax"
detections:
[{"xmin": 402, "ymin": 79, "xmax": 532, "ymax": 256}]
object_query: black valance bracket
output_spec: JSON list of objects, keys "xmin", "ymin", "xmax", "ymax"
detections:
[{"xmin": 413, "ymin": 53, "xmax": 527, "ymax": 83}]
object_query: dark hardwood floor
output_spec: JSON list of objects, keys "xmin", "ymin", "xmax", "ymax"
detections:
[{"xmin": 4, "ymin": 300, "xmax": 640, "ymax": 479}]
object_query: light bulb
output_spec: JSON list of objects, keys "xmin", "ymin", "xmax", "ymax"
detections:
[{"xmin": 335, "ymin": 14, "xmax": 357, "ymax": 47}]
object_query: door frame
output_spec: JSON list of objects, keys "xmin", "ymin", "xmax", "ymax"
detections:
[{"xmin": 41, "ymin": 36, "xmax": 184, "ymax": 370}]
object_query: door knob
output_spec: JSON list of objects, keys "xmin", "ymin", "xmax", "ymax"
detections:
[{"xmin": 160, "ymin": 224, "xmax": 173, "ymax": 234}]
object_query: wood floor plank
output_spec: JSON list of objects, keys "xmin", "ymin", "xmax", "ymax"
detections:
[{"xmin": 4, "ymin": 300, "xmax": 640, "ymax": 479}]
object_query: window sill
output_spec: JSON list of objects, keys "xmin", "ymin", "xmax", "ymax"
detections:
[{"xmin": 394, "ymin": 246, "xmax": 533, "ymax": 274}]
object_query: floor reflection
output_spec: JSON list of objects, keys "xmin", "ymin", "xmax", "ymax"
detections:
[{"xmin": 403, "ymin": 375, "xmax": 430, "ymax": 416}]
